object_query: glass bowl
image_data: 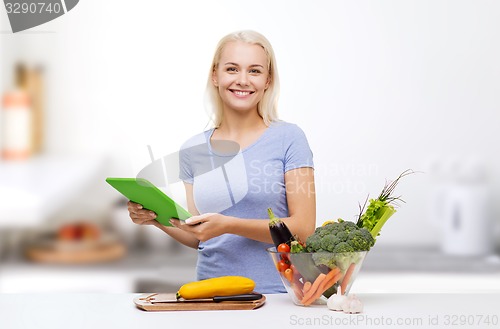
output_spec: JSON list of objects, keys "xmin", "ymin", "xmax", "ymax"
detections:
[{"xmin": 267, "ymin": 247, "xmax": 367, "ymax": 306}]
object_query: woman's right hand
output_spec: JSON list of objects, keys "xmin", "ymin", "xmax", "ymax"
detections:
[{"xmin": 127, "ymin": 201, "xmax": 158, "ymax": 225}]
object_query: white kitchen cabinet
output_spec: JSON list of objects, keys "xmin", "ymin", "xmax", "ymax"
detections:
[
  {"xmin": 0, "ymin": 249, "xmax": 198, "ymax": 293},
  {"xmin": 0, "ymin": 155, "xmax": 105, "ymax": 227}
]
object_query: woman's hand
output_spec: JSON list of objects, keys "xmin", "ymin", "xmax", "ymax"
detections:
[
  {"xmin": 170, "ymin": 213, "xmax": 229, "ymax": 242},
  {"xmin": 127, "ymin": 201, "xmax": 158, "ymax": 225}
]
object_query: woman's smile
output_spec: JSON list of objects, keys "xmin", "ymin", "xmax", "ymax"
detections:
[{"xmin": 229, "ymin": 89, "xmax": 255, "ymax": 97}]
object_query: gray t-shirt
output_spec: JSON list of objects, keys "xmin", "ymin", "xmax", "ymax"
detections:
[{"xmin": 179, "ymin": 121, "xmax": 314, "ymax": 293}]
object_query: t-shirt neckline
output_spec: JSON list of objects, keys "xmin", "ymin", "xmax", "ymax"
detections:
[{"xmin": 207, "ymin": 122, "xmax": 275, "ymax": 156}]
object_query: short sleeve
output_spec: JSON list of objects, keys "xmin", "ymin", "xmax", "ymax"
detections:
[
  {"xmin": 178, "ymin": 132, "xmax": 208, "ymax": 184},
  {"xmin": 179, "ymin": 146, "xmax": 193, "ymax": 184},
  {"xmin": 283, "ymin": 124, "xmax": 314, "ymax": 172}
]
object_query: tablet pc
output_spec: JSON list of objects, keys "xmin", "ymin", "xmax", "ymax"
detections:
[{"xmin": 106, "ymin": 177, "xmax": 191, "ymax": 226}]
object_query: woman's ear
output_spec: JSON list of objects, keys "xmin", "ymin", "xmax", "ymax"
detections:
[
  {"xmin": 212, "ymin": 70, "xmax": 218, "ymax": 87},
  {"xmin": 265, "ymin": 76, "xmax": 271, "ymax": 90}
]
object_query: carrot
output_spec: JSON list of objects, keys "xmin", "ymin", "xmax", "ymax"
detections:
[
  {"xmin": 291, "ymin": 283, "xmax": 304, "ymax": 300},
  {"xmin": 302, "ymin": 269, "xmax": 341, "ymax": 306},
  {"xmin": 302, "ymin": 281, "xmax": 312, "ymax": 294},
  {"xmin": 320, "ymin": 268, "xmax": 341, "ymax": 291},
  {"xmin": 321, "ymin": 271, "xmax": 342, "ymax": 293},
  {"xmin": 300, "ymin": 273, "xmax": 326, "ymax": 305},
  {"xmin": 290, "ymin": 264, "xmax": 304, "ymax": 288},
  {"xmin": 340, "ymin": 263, "xmax": 356, "ymax": 295},
  {"xmin": 302, "ymin": 274, "xmax": 342, "ymax": 306}
]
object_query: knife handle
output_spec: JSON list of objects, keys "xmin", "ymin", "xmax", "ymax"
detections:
[{"xmin": 213, "ymin": 293, "xmax": 263, "ymax": 303}]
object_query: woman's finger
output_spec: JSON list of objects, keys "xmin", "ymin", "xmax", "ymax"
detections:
[
  {"xmin": 129, "ymin": 209, "xmax": 157, "ymax": 225},
  {"xmin": 184, "ymin": 213, "xmax": 216, "ymax": 225},
  {"xmin": 127, "ymin": 201, "xmax": 143, "ymax": 212}
]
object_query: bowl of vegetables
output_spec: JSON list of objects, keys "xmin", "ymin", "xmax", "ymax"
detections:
[
  {"xmin": 268, "ymin": 246, "xmax": 367, "ymax": 306},
  {"xmin": 267, "ymin": 219, "xmax": 372, "ymax": 306},
  {"xmin": 267, "ymin": 170, "xmax": 415, "ymax": 306}
]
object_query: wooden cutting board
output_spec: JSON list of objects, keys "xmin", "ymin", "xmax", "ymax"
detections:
[{"xmin": 134, "ymin": 293, "xmax": 266, "ymax": 311}]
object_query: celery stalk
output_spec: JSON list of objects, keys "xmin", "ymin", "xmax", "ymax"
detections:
[{"xmin": 370, "ymin": 205, "xmax": 396, "ymax": 239}]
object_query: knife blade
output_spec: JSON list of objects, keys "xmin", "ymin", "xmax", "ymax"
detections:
[{"xmin": 145, "ymin": 293, "xmax": 263, "ymax": 304}]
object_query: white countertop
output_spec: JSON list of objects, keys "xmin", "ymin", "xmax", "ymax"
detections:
[{"xmin": 1, "ymin": 293, "xmax": 499, "ymax": 329}]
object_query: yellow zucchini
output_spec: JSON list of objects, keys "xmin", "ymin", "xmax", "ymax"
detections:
[{"xmin": 177, "ymin": 276, "xmax": 255, "ymax": 300}]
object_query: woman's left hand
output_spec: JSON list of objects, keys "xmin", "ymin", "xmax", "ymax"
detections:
[{"xmin": 169, "ymin": 213, "xmax": 229, "ymax": 241}]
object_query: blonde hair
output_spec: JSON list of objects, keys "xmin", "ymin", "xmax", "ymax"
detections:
[{"xmin": 205, "ymin": 30, "xmax": 280, "ymax": 127}]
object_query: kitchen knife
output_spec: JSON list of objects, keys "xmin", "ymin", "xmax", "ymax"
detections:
[{"xmin": 143, "ymin": 293, "xmax": 263, "ymax": 304}]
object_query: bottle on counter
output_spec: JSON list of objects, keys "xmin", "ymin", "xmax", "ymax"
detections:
[
  {"xmin": 1, "ymin": 64, "xmax": 33, "ymax": 160},
  {"xmin": 24, "ymin": 66, "xmax": 45, "ymax": 154}
]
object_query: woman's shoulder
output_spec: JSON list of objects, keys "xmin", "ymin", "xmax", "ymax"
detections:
[
  {"xmin": 180, "ymin": 128, "xmax": 214, "ymax": 150},
  {"xmin": 269, "ymin": 120, "xmax": 307, "ymax": 136}
]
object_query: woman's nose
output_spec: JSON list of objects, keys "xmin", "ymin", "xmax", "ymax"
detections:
[{"xmin": 237, "ymin": 72, "xmax": 249, "ymax": 86}]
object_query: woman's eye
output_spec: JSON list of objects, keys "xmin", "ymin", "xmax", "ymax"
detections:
[
  {"xmin": 226, "ymin": 67, "xmax": 237, "ymax": 72},
  {"xmin": 250, "ymin": 69, "xmax": 261, "ymax": 74}
]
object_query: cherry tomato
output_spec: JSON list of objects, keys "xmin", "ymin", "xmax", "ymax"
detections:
[
  {"xmin": 277, "ymin": 259, "xmax": 290, "ymax": 272},
  {"xmin": 277, "ymin": 243, "xmax": 290, "ymax": 253}
]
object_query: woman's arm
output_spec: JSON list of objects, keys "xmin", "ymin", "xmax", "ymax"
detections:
[
  {"xmin": 229, "ymin": 167, "xmax": 316, "ymax": 243},
  {"xmin": 171, "ymin": 167, "xmax": 316, "ymax": 244}
]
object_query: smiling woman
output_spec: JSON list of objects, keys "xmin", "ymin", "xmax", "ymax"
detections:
[
  {"xmin": 212, "ymin": 41, "xmax": 270, "ymax": 131},
  {"xmin": 206, "ymin": 30, "xmax": 280, "ymax": 128},
  {"xmin": 127, "ymin": 30, "xmax": 316, "ymax": 294},
  {"xmin": 212, "ymin": 42, "xmax": 270, "ymax": 125}
]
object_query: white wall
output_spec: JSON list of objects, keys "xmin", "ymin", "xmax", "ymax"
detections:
[{"xmin": 2, "ymin": 0, "xmax": 499, "ymax": 246}]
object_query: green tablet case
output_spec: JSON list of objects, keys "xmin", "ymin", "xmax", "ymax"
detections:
[{"xmin": 106, "ymin": 177, "xmax": 191, "ymax": 226}]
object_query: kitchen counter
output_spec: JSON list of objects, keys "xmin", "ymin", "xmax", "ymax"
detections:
[
  {"xmin": 2, "ymin": 246, "xmax": 500, "ymax": 294},
  {"xmin": 1, "ymin": 293, "xmax": 499, "ymax": 329}
]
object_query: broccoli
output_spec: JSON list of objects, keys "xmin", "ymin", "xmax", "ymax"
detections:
[
  {"xmin": 305, "ymin": 234, "xmax": 323, "ymax": 252},
  {"xmin": 305, "ymin": 220, "xmax": 374, "ymax": 254},
  {"xmin": 332, "ymin": 242, "xmax": 355, "ymax": 253},
  {"xmin": 311, "ymin": 249, "xmax": 363, "ymax": 272},
  {"xmin": 342, "ymin": 220, "xmax": 359, "ymax": 233},
  {"xmin": 347, "ymin": 229, "xmax": 375, "ymax": 251},
  {"xmin": 311, "ymin": 252, "xmax": 337, "ymax": 268},
  {"xmin": 320, "ymin": 235, "xmax": 340, "ymax": 252},
  {"xmin": 333, "ymin": 252, "xmax": 362, "ymax": 272}
]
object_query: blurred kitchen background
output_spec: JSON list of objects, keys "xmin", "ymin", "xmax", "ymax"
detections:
[{"xmin": 1, "ymin": 0, "xmax": 499, "ymax": 293}]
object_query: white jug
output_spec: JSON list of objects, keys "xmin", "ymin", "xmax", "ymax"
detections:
[{"xmin": 441, "ymin": 183, "xmax": 493, "ymax": 256}]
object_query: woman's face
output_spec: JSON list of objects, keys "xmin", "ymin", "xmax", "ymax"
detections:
[{"xmin": 213, "ymin": 41, "xmax": 270, "ymax": 115}]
